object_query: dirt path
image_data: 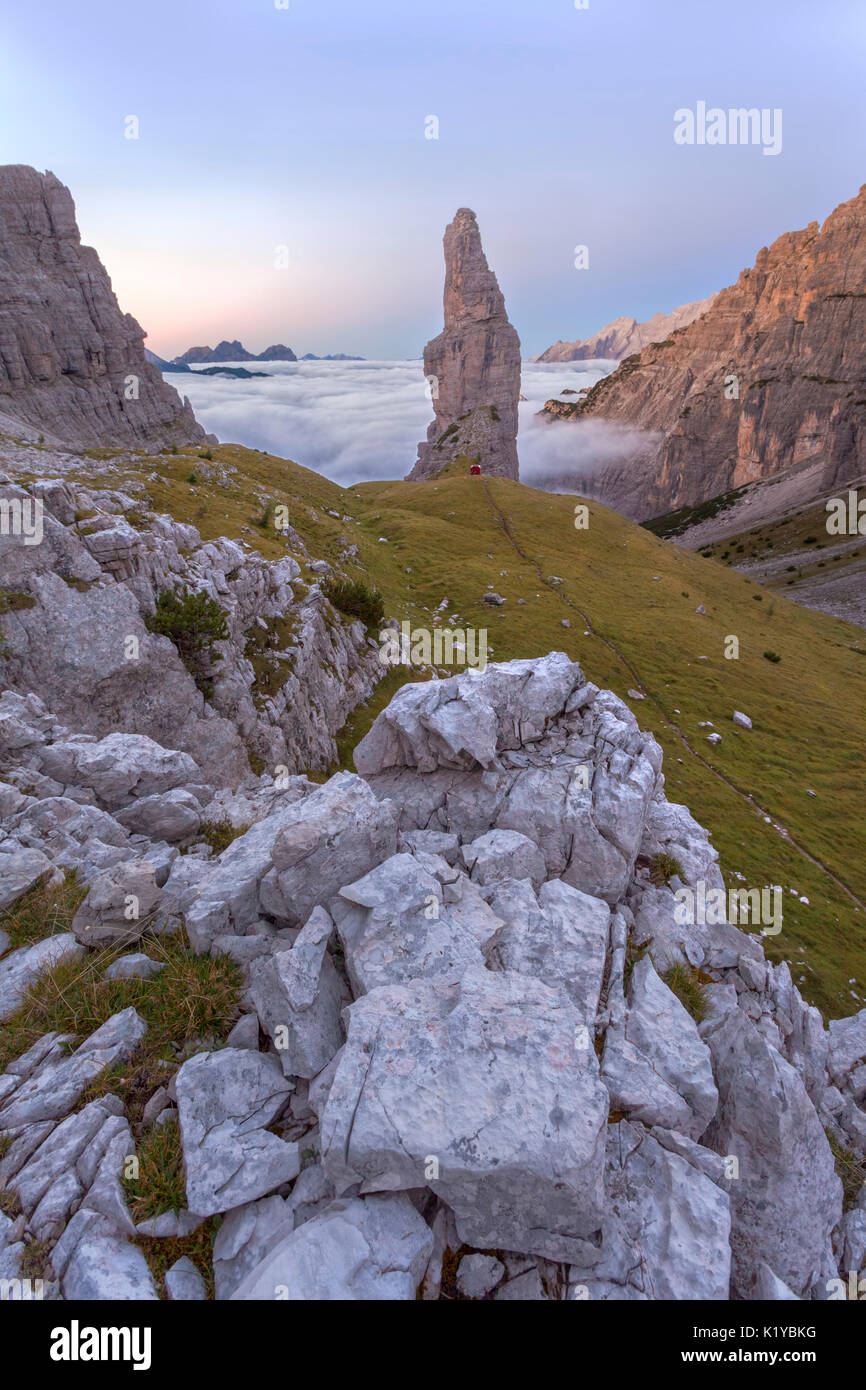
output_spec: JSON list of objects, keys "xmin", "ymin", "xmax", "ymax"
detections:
[{"xmin": 481, "ymin": 477, "xmax": 866, "ymax": 914}]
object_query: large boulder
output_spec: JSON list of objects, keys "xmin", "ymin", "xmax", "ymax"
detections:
[
  {"xmin": 175, "ymin": 1049, "xmax": 299, "ymax": 1217},
  {"xmin": 333, "ymin": 853, "xmax": 485, "ymax": 996},
  {"xmin": 70, "ymin": 859, "xmax": 161, "ymax": 947},
  {"xmin": 258, "ymin": 773, "xmax": 398, "ymax": 926},
  {"xmin": 320, "ymin": 965, "xmax": 608, "ymax": 1262},
  {"xmin": 38, "ymin": 732, "xmax": 198, "ymax": 809},
  {"xmin": 230, "ymin": 1194, "xmax": 434, "ymax": 1301}
]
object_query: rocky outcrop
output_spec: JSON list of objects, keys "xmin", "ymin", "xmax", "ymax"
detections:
[
  {"xmin": 535, "ymin": 296, "xmax": 717, "ymax": 363},
  {"xmin": 408, "ymin": 208, "xmax": 521, "ymax": 481},
  {"xmin": 0, "ymin": 653, "xmax": 863, "ymax": 1300},
  {"xmin": 539, "ymin": 184, "xmax": 866, "ymax": 519},
  {"xmin": 0, "ymin": 166, "xmax": 208, "ymax": 451},
  {"xmin": 0, "ymin": 471, "xmax": 382, "ymax": 784}
]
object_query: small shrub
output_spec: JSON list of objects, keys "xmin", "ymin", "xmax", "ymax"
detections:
[
  {"xmin": 254, "ymin": 501, "xmax": 275, "ymax": 530},
  {"xmin": 185, "ymin": 471, "xmax": 199, "ymax": 485},
  {"xmin": 650, "ymin": 852, "xmax": 683, "ymax": 886},
  {"xmin": 763, "ymin": 650, "xmax": 782, "ymax": 663},
  {"xmin": 321, "ymin": 576, "xmax": 385, "ymax": 627},
  {"xmin": 663, "ymin": 963, "xmax": 707, "ymax": 1023},
  {"xmin": 147, "ymin": 586, "xmax": 229, "ymax": 692}
]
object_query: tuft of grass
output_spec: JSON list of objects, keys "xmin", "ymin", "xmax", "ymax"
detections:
[
  {"xmin": 134, "ymin": 1222, "xmax": 218, "ymax": 1300},
  {"xmin": 650, "ymin": 852, "xmax": 683, "ymax": 886},
  {"xmin": 197, "ymin": 818, "xmax": 251, "ymax": 857},
  {"xmin": 18, "ymin": 1237, "xmax": 53, "ymax": 1282},
  {"xmin": 0, "ymin": 871, "xmax": 87, "ymax": 951},
  {"xmin": 0, "ymin": 589, "xmax": 36, "ymax": 614},
  {"xmin": 122, "ymin": 1115, "xmax": 185, "ymax": 1223},
  {"xmin": 828, "ymin": 1130, "xmax": 866, "ymax": 1211},
  {"xmin": 0, "ymin": 930, "xmax": 243, "ymax": 1072},
  {"xmin": 0, "ymin": 1189, "xmax": 23, "ymax": 1218},
  {"xmin": 662, "ymin": 963, "xmax": 707, "ymax": 1023}
]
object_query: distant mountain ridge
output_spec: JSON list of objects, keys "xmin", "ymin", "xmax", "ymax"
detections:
[
  {"xmin": 535, "ymin": 296, "xmax": 717, "ymax": 363},
  {"xmin": 156, "ymin": 342, "xmax": 368, "ymax": 366}
]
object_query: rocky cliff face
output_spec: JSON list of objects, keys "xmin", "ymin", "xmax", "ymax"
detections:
[
  {"xmin": 540, "ymin": 185, "xmax": 866, "ymax": 519},
  {"xmin": 0, "ymin": 166, "xmax": 208, "ymax": 452},
  {"xmin": 408, "ymin": 208, "xmax": 521, "ymax": 481},
  {"xmin": 535, "ymin": 295, "xmax": 716, "ymax": 363},
  {"xmin": 0, "ymin": 653, "xmax": 862, "ymax": 1301}
]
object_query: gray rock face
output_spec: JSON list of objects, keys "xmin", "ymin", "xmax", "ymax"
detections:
[
  {"xmin": 54, "ymin": 1210, "xmax": 158, "ymax": 1300},
  {"xmin": 39, "ymin": 733, "xmax": 198, "ymax": 810},
  {"xmin": 212, "ymin": 1193, "xmax": 294, "ymax": 1300},
  {"xmin": 573, "ymin": 1121, "xmax": 732, "ymax": 1301},
  {"xmin": 248, "ymin": 906, "xmax": 345, "ymax": 1078},
  {"xmin": 320, "ymin": 965, "xmax": 609, "ymax": 1262},
  {"xmin": 230, "ymin": 1194, "xmax": 434, "ymax": 1301},
  {"xmin": 0, "ymin": 165, "xmax": 207, "ymax": 451},
  {"xmin": 333, "ymin": 853, "xmax": 485, "ymax": 995},
  {"xmin": 619, "ymin": 955, "xmax": 718, "ymax": 1140},
  {"xmin": 0, "ymin": 840, "xmax": 52, "ymax": 912},
  {"xmin": 71, "ymin": 859, "xmax": 161, "ymax": 946},
  {"xmin": 356, "ymin": 655, "xmax": 662, "ymax": 904},
  {"xmin": 3, "ymin": 1095, "xmax": 134, "ymax": 1241},
  {"xmin": 0, "ymin": 476, "xmax": 383, "ymax": 786},
  {"xmin": 457, "ymin": 1252, "xmax": 505, "ymax": 1299},
  {"xmin": 409, "ymin": 208, "xmax": 521, "ymax": 481},
  {"xmin": 175, "ymin": 1049, "xmax": 299, "ymax": 1216},
  {"xmin": 461, "ymin": 829, "xmax": 546, "ymax": 889},
  {"xmin": 258, "ymin": 773, "xmax": 398, "ymax": 927},
  {"xmin": 701, "ymin": 1008, "xmax": 842, "ymax": 1297},
  {"xmin": 0, "ymin": 1007, "xmax": 146, "ymax": 1129},
  {"xmin": 0, "ymin": 647, "xmax": 862, "ymax": 1303},
  {"xmin": 486, "ymin": 876, "xmax": 610, "ymax": 1024}
]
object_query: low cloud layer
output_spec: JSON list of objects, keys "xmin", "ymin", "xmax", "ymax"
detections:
[{"xmin": 169, "ymin": 357, "xmax": 645, "ymax": 489}]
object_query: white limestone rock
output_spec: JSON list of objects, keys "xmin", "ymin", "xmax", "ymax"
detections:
[
  {"xmin": 176, "ymin": 1049, "xmax": 299, "ymax": 1216},
  {"xmin": 230, "ymin": 1194, "xmax": 433, "ymax": 1301},
  {"xmin": 320, "ymin": 965, "xmax": 608, "ymax": 1262}
]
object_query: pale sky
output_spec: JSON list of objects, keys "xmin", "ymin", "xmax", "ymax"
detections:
[{"xmin": 2, "ymin": 0, "xmax": 864, "ymax": 358}]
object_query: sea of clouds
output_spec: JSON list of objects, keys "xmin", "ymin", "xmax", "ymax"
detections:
[{"xmin": 167, "ymin": 357, "xmax": 636, "ymax": 488}]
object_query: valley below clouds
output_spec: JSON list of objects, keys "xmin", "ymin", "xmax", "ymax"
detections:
[{"xmin": 165, "ymin": 358, "xmax": 624, "ymax": 487}]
